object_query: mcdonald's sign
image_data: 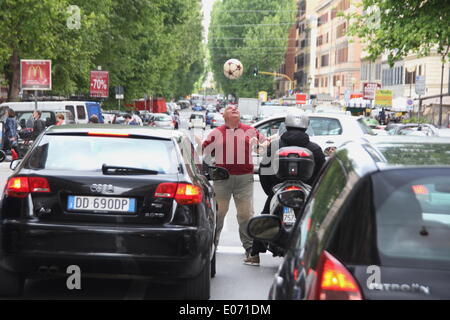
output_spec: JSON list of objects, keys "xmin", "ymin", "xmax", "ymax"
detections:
[{"xmin": 21, "ymin": 60, "xmax": 52, "ymax": 90}]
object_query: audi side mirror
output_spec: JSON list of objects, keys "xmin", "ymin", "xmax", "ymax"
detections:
[
  {"xmin": 207, "ymin": 166, "xmax": 229, "ymax": 181},
  {"xmin": 10, "ymin": 159, "xmax": 22, "ymax": 171}
]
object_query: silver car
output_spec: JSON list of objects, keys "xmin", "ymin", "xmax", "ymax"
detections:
[
  {"xmin": 210, "ymin": 113, "xmax": 225, "ymax": 128},
  {"xmin": 152, "ymin": 114, "xmax": 174, "ymax": 130}
]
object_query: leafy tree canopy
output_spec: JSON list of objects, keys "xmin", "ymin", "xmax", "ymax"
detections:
[{"xmin": 208, "ymin": 0, "xmax": 296, "ymax": 98}]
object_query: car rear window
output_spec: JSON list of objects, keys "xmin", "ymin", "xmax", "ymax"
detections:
[
  {"xmin": 372, "ymin": 169, "xmax": 450, "ymax": 269},
  {"xmin": 308, "ymin": 117, "xmax": 343, "ymax": 136},
  {"xmin": 190, "ymin": 114, "xmax": 204, "ymax": 120},
  {"xmin": 26, "ymin": 135, "xmax": 179, "ymax": 174}
]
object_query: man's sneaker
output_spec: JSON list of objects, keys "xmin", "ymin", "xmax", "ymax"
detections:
[{"xmin": 243, "ymin": 251, "xmax": 260, "ymax": 266}]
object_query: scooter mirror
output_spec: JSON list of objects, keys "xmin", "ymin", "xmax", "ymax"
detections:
[
  {"xmin": 277, "ymin": 189, "xmax": 306, "ymax": 210},
  {"xmin": 247, "ymin": 215, "xmax": 282, "ymax": 241}
]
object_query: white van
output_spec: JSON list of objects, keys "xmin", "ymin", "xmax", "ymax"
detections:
[{"xmin": 0, "ymin": 101, "xmax": 104, "ymax": 124}]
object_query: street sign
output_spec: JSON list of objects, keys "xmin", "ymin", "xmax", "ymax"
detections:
[
  {"xmin": 20, "ymin": 60, "xmax": 52, "ymax": 90},
  {"xmin": 115, "ymin": 86, "xmax": 124, "ymax": 100},
  {"xmin": 90, "ymin": 71, "xmax": 109, "ymax": 98},
  {"xmin": 415, "ymin": 76, "xmax": 426, "ymax": 95},
  {"xmin": 375, "ymin": 89, "xmax": 393, "ymax": 107},
  {"xmin": 296, "ymin": 94, "xmax": 307, "ymax": 105},
  {"xmin": 363, "ymin": 82, "xmax": 381, "ymax": 100}
]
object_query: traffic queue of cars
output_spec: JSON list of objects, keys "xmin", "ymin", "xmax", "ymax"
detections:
[{"xmin": 0, "ymin": 103, "xmax": 449, "ymax": 300}]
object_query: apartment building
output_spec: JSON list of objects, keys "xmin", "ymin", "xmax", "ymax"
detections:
[
  {"xmin": 276, "ymin": 24, "xmax": 298, "ymax": 97},
  {"xmin": 309, "ymin": 0, "xmax": 362, "ymax": 100},
  {"xmin": 294, "ymin": 0, "xmax": 318, "ymax": 94}
]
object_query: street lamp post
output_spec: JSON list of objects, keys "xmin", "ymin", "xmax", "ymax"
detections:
[{"xmin": 406, "ymin": 65, "xmax": 417, "ymax": 118}]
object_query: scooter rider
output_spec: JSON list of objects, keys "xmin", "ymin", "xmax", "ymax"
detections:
[
  {"xmin": 250, "ymin": 111, "xmax": 326, "ymax": 256},
  {"xmin": 259, "ymin": 110, "xmax": 326, "ymax": 214}
]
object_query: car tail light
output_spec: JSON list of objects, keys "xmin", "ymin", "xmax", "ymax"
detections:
[
  {"xmin": 315, "ymin": 251, "xmax": 363, "ymax": 300},
  {"xmin": 283, "ymin": 186, "xmax": 302, "ymax": 191},
  {"xmin": 175, "ymin": 184, "xmax": 202, "ymax": 205},
  {"xmin": 412, "ymin": 185, "xmax": 428, "ymax": 195},
  {"xmin": 29, "ymin": 177, "xmax": 51, "ymax": 193},
  {"xmin": 155, "ymin": 183, "xmax": 202, "ymax": 205},
  {"xmin": 5, "ymin": 177, "xmax": 51, "ymax": 198}
]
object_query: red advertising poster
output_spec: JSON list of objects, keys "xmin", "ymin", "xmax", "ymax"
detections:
[
  {"xmin": 90, "ymin": 71, "xmax": 109, "ymax": 98},
  {"xmin": 20, "ymin": 60, "xmax": 52, "ymax": 90},
  {"xmin": 296, "ymin": 94, "xmax": 307, "ymax": 105},
  {"xmin": 363, "ymin": 82, "xmax": 381, "ymax": 100}
]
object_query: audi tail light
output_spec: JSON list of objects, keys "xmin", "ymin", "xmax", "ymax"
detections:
[
  {"xmin": 5, "ymin": 177, "xmax": 51, "ymax": 198},
  {"xmin": 155, "ymin": 183, "xmax": 202, "ymax": 205},
  {"xmin": 314, "ymin": 251, "xmax": 363, "ymax": 300}
]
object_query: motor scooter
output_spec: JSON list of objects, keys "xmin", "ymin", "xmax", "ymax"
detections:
[{"xmin": 260, "ymin": 146, "xmax": 315, "ymax": 257}]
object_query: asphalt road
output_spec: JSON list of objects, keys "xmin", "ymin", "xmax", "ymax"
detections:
[{"xmin": 0, "ymin": 110, "xmax": 283, "ymax": 300}]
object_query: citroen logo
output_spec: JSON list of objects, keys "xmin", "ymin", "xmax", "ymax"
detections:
[{"xmin": 90, "ymin": 184, "xmax": 114, "ymax": 193}]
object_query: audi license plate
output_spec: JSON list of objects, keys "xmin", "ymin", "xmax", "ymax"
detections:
[
  {"xmin": 67, "ymin": 196, "xmax": 136, "ymax": 213},
  {"xmin": 283, "ymin": 207, "xmax": 296, "ymax": 225}
]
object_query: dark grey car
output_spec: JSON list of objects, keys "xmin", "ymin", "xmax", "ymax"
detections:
[{"xmin": 248, "ymin": 136, "xmax": 450, "ymax": 300}]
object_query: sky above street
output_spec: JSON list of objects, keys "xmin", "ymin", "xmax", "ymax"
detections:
[{"xmin": 202, "ymin": 0, "xmax": 217, "ymax": 43}]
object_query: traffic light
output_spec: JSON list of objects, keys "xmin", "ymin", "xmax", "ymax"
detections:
[{"xmin": 253, "ymin": 68, "xmax": 258, "ymax": 77}]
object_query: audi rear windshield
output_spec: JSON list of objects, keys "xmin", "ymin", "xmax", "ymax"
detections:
[
  {"xmin": 372, "ymin": 168, "xmax": 450, "ymax": 270},
  {"xmin": 25, "ymin": 135, "xmax": 179, "ymax": 174}
]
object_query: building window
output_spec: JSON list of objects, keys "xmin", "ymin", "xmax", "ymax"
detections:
[
  {"xmin": 335, "ymin": 47, "xmax": 348, "ymax": 64},
  {"xmin": 318, "ymin": 13, "xmax": 329, "ymax": 26},
  {"xmin": 317, "ymin": 35, "xmax": 323, "ymax": 47},
  {"xmin": 336, "ymin": 23, "xmax": 347, "ymax": 38},
  {"xmin": 321, "ymin": 54, "xmax": 329, "ymax": 67},
  {"xmin": 375, "ymin": 63, "xmax": 382, "ymax": 80},
  {"xmin": 405, "ymin": 70, "xmax": 417, "ymax": 84}
]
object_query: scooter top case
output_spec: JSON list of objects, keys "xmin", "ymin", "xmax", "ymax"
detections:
[{"xmin": 274, "ymin": 147, "xmax": 315, "ymax": 183}]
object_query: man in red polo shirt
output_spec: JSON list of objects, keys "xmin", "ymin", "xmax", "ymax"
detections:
[{"xmin": 203, "ymin": 105, "xmax": 268, "ymax": 266}]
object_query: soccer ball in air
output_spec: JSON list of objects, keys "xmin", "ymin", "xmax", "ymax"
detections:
[{"xmin": 223, "ymin": 59, "xmax": 244, "ymax": 80}]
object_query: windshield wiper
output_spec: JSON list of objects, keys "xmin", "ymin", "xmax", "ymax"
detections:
[{"xmin": 102, "ymin": 164, "xmax": 159, "ymax": 175}]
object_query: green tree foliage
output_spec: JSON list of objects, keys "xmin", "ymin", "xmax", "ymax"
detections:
[
  {"xmin": 0, "ymin": 0, "xmax": 205, "ymax": 102},
  {"xmin": 0, "ymin": 0, "xmax": 110, "ymax": 100},
  {"xmin": 344, "ymin": 0, "xmax": 450, "ymax": 66},
  {"xmin": 208, "ymin": 0, "xmax": 296, "ymax": 98}
]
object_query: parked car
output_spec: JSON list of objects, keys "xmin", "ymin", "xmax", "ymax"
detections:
[
  {"xmin": 205, "ymin": 111, "xmax": 215, "ymax": 126},
  {"xmin": 387, "ymin": 123, "xmax": 439, "ymax": 137},
  {"xmin": 189, "ymin": 113, "xmax": 206, "ymax": 130},
  {"xmin": 248, "ymin": 136, "xmax": 450, "ymax": 300},
  {"xmin": 0, "ymin": 125, "xmax": 229, "ymax": 299},
  {"xmin": 192, "ymin": 105, "xmax": 204, "ymax": 112},
  {"xmin": 152, "ymin": 113, "xmax": 174, "ymax": 130},
  {"xmin": 0, "ymin": 101, "xmax": 104, "ymax": 124},
  {"xmin": 16, "ymin": 110, "xmax": 75, "ymax": 128},
  {"xmin": 210, "ymin": 113, "xmax": 225, "ymax": 128},
  {"xmin": 240, "ymin": 114, "xmax": 257, "ymax": 125}
]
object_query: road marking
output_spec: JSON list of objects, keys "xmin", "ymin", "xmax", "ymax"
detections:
[{"xmin": 217, "ymin": 246, "xmax": 246, "ymax": 254}]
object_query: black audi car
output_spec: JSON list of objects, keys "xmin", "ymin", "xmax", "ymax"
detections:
[
  {"xmin": 248, "ymin": 136, "xmax": 450, "ymax": 300},
  {"xmin": 0, "ymin": 125, "xmax": 228, "ymax": 299}
]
